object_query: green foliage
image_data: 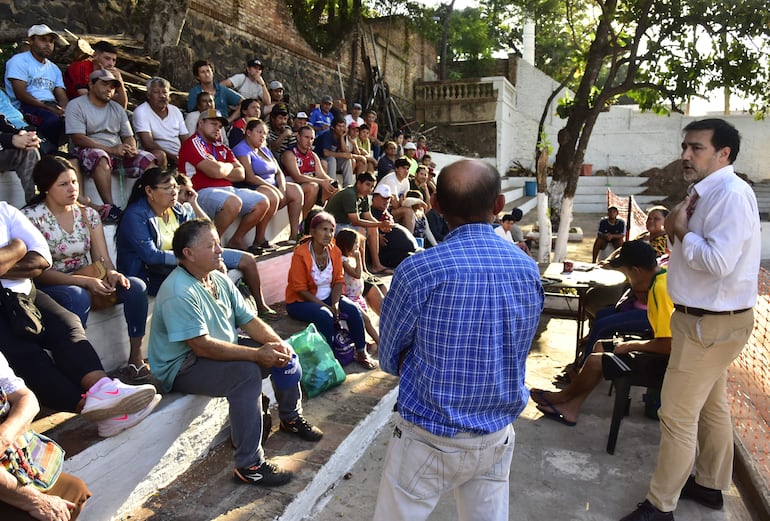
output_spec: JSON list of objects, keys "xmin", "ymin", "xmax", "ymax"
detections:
[
  {"xmin": 0, "ymin": 42, "xmax": 19, "ymax": 86},
  {"xmin": 286, "ymin": 0, "xmax": 364, "ymax": 53}
]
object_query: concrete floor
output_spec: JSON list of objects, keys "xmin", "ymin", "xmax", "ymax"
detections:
[{"xmin": 309, "ymin": 313, "xmax": 757, "ymax": 521}]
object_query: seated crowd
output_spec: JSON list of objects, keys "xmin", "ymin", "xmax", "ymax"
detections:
[{"xmin": 0, "ymin": 23, "xmax": 452, "ymax": 517}]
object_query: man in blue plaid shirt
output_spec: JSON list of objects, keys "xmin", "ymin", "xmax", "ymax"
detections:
[{"xmin": 373, "ymin": 159, "xmax": 544, "ymax": 521}]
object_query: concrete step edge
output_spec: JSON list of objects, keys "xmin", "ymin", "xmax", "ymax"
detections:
[{"xmin": 278, "ymin": 386, "xmax": 398, "ymax": 520}]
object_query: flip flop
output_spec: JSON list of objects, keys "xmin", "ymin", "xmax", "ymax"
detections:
[
  {"xmin": 536, "ymin": 404, "xmax": 577, "ymax": 427},
  {"xmin": 258, "ymin": 309, "xmax": 282, "ymax": 322},
  {"xmin": 128, "ymin": 362, "xmax": 152, "ymax": 382}
]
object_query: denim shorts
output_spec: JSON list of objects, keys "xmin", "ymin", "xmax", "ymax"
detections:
[
  {"xmin": 197, "ymin": 186, "xmax": 267, "ymax": 218},
  {"xmin": 221, "ymin": 247, "xmax": 244, "ymax": 270}
]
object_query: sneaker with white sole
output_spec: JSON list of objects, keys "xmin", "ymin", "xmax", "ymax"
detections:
[
  {"xmin": 81, "ymin": 378, "xmax": 157, "ymax": 422},
  {"xmin": 97, "ymin": 394, "xmax": 162, "ymax": 437},
  {"xmin": 233, "ymin": 459, "xmax": 292, "ymax": 487}
]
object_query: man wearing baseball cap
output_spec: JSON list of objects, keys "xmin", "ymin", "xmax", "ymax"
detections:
[
  {"xmin": 66, "ymin": 69, "xmax": 157, "ymax": 223},
  {"xmin": 261, "ymin": 80, "xmax": 284, "ymax": 117},
  {"xmin": 531, "ymin": 240, "xmax": 672, "ymax": 428},
  {"xmin": 178, "ymin": 109, "xmax": 270, "ymax": 254},
  {"xmin": 221, "ymin": 58, "xmax": 270, "ymax": 106},
  {"xmin": 4, "ymin": 24, "xmax": 68, "ymax": 153},
  {"xmin": 266, "ymin": 102, "xmax": 295, "ymax": 156},
  {"xmin": 344, "ymin": 102, "xmax": 364, "ymax": 127},
  {"xmin": 309, "ymin": 95, "xmax": 334, "ymax": 133}
]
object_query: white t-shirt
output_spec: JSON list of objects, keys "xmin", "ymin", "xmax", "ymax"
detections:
[
  {"xmin": 379, "ymin": 172, "xmax": 410, "ymax": 199},
  {"xmin": 344, "ymin": 114, "xmax": 364, "ymax": 127},
  {"xmin": 495, "ymin": 226, "xmax": 514, "ymax": 243},
  {"xmin": 4, "ymin": 51, "xmax": 64, "ymax": 107},
  {"xmin": 133, "ymin": 102, "xmax": 188, "ymax": 155},
  {"xmin": 227, "ymin": 73, "xmax": 264, "ymax": 100}
]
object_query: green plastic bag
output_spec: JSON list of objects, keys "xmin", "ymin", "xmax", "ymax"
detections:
[{"xmin": 287, "ymin": 323, "xmax": 346, "ymax": 398}]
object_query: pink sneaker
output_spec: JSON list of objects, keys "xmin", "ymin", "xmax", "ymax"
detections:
[
  {"xmin": 81, "ymin": 378, "xmax": 156, "ymax": 422},
  {"xmin": 97, "ymin": 394, "xmax": 162, "ymax": 437}
]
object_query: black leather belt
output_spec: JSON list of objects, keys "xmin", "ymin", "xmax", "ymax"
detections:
[{"xmin": 674, "ymin": 304, "xmax": 751, "ymax": 317}]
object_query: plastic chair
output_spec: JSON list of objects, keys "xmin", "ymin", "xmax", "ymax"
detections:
[{"xmin": 606, "ymin": 352, "xmax": 669, "ymax": 454}]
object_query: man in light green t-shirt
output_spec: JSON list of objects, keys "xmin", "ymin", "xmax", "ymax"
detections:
[{"xmin": 149, "ymin": 219, "xmax": 323, "ymax": 487}]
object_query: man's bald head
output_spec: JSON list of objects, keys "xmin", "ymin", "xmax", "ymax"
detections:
[{"xmin": 434, "ymin": 159, "xmax": 502, "ymax": 227}]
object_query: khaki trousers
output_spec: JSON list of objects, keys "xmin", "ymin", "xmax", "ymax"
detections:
[
  {"xmin": 647, "ymin": 309, "xmax": 754, "ymax": 512},
  {"xmin": 373, "ymin": 413, "xmax": 515, "ymax": 521}
]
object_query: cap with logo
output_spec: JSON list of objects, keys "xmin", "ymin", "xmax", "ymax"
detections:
[
  {"xmin": 373, "ymin": 184, "xmax": 392, "ymax": 198},
  {"xmin": 271, "ymin": 103, "xmax": 289, "ymax": 117},
  {"xmin": 198, "ymin": 109, "xmax": 228, "ymax": 125},
  {"xmin": 296, "ymin": 111, "xmax": 308, "ymax": 119},
  {"xmin": 246, "ymin": 58, "xmax": 263, "ymax": 69}
]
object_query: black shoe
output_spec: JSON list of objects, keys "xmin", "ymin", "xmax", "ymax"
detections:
[
  {"xmin": 280, "ymin": 415, "xmax": 323, "ymax": 441},
  {"xmin": 619, "ymin": 500, "xmax": 674, "ymax": 521},
  {"xmin": 680, "ymin": 476, "xmax": 724, "ymax": 510},
  {"xmin": 233, "ymin": 460, "xmax": 292, "ymax": 487}
]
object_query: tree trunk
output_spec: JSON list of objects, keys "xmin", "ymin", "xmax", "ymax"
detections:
[
  {"xmin": 439, "ymin": 0, "xmax": 456, "ymax": 80},
  {"xmin": 144, "ymin": 0, "xmax": 190, "ymax": 57},
  {"xmin": 553, "ymin": 196, "xmax": 574, "ymax": 262},
  {"xmin": 160, "ymin": 45, "xmax": 193, "ymax": 92},
  {"xmin": 536, "ymin": 192, "xmax": 551, "ymax": 265}
]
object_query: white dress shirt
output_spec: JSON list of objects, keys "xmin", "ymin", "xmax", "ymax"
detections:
[
  {"xmin": 0, "ymin": 202, "xmax": 52, "ymax": 294},
  {"xmin": 667, "ymin": 165, "xmax": 760, "ymax": 311}
]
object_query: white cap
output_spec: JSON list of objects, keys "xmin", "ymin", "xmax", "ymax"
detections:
[
  {"xmin": 404, "ymin": 142, "xmax": 417, "ymax": 150},
  {"xmin": 373, "ymin": 184, "xmax": 392, "ymax": 198},
  {"xmin": 28, "ymin": 24, "xmax": 58, "ymax": 38},
  {"xmin": 296, "ymin": 111, "xmax": 308, "ymax": 119}
]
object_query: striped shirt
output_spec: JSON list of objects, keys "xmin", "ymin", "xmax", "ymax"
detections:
[{"xmin": 380, "ymin": 223, "xmax": 544, "ymax": 436}]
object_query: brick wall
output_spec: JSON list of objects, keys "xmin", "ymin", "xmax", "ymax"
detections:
[{"xmin": 0, "ymin": 0, "xmax": 438, "ymax": 121}]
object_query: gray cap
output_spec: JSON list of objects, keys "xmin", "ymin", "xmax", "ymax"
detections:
[
  {"xmin": 321, "ymin": 95, "xmax": 333, "ymax": 104},
  {"xmin": 268, "ymin": 80, "xmax": 283, "ymax": 90},
  {"xmin": 89, "ymin": 69, "xmax": 119, "ymax": 84}
]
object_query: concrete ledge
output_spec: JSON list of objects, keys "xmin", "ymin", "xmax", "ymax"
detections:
[
  {"xmin": 66, "ymin": 393, "xmax": 231, "ymax": 521},
  {"xmin": 734, "ymin": 430, "xmax": 770, "ymax": 521}
]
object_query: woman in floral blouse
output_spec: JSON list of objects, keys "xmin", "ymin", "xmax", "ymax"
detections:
[{"xmin": 22, "ymin": 156, "xmax": 150, "ymax": 381}]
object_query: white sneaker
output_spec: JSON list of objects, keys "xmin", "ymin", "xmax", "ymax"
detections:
[
  {"xmin": 97, "ymin": 394, "xmax": 162, "ymax": 437},
  {"xmin": 81, "ymin": 378, "xmax": 157, "ymax": 422}
]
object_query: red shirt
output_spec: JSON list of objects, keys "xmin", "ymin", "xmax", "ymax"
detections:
[
  {"xmin": 64, "ymin": 60, "xmax": 94, "ymax": 100},
  {"xmin": 291, "ymin": 146, "xmax": 317, "ymax": 176},
  {"xmin": 178, "ymin": 134, "xmax": 237, "ymax": 191}
]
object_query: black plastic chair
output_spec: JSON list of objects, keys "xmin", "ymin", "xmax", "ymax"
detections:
[{"xmin": 606, "ymin": 352, "xmax": 669, "ymax": 454}]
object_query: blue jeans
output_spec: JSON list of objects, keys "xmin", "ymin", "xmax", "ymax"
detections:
[
  {"xmin": 286, "ymin": 296, "xmax": 366, "ymax": 351},
  {"xmin": 20, "ymin": 103, "xmax": 64, "ymax": 153},
  {"xmin": 579, "ymin": 307, "xmax": 650, "ymax": 366},
  {"xmin": 39, "ymin": 276, "xmax": 148, "ymax": 337}
]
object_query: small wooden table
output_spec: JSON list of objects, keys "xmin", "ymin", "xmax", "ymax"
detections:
[{"xmin": 541, "ymin": 262, "xmax": 627, "ymax": 362}]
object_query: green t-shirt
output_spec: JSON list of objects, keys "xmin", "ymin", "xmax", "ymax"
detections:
[
  {"xmin": 148, "ymin": 267, "xmax": 255, "ymax": 392},
  {"xmin": 324, "ymin": 186, "xmax": 369, "ymax": 225}
]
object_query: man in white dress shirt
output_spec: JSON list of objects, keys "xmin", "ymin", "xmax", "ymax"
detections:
[{"xmin": 621, "ymin": 119, "xmax": 760, "ymax": 520}]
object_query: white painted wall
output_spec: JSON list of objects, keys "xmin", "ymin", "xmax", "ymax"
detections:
[{"xmin": 507, "ymin": 60, "xmax": 770, "ymax": 181}]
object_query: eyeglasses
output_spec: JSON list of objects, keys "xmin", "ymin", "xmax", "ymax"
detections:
[{"xmin": 154, "ymin": 184, "xmax": 178, "ymax": 193}]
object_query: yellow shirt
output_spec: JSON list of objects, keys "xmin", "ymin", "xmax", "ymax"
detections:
[{"xmin": 647, "ymin": 269, "xmax": 673, "ymax": 338}]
